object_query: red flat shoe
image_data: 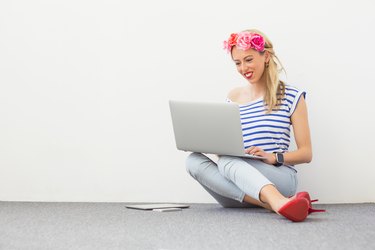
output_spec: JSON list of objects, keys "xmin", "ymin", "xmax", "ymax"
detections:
[
  {"xmin": 297, "ymin": 191, "xmax": 326, "ymax": 214},
  {"xmin": 278, "ymin": 197, "xmax": 309, "ymax": 222}
]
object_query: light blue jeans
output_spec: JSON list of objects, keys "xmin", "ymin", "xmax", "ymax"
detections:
[{"xmin": 186, "ymin": 152, "xmax": 298, "ymax": 208}]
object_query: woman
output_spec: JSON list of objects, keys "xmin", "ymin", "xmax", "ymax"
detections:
[{"xmin": 186, "ymin": 29, "xmax": 325, "ymax": 222}]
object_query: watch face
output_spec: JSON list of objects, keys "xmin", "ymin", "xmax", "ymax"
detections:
[{"xmin": 276, "ymin": 153, "xmax": 284, "ymax": 163}]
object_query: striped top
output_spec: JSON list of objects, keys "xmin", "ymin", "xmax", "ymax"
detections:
[{"xmin": 227, "ymin": 85, "xmax": 306, "ymax": 153}]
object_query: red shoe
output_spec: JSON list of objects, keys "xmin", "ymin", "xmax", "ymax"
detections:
[
  {"xmin": 278, "ymin": 197, "xmax": 309, "ymax": 222},
  {"xmin": 297, "ymin": 191, "xmax": 318, "ymax": 203},
  {"xmin": 297, "ymin": 191, "xmax": 326, "ymax": 214}
]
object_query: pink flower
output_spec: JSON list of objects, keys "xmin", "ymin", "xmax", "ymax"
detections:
[
  {"xmin": 223, "ymin": 33, "xmax": 238, "ymax": 53},
  {"xmin": 250, "ymin": 34, "xmax": 265, "ymax": 52},
  {"xmin": 236, "ymin": 32, "xmax": 253, "ymax": 51},
  {"xmin": 223, "ymin": 41, "xmax": 231, "ymax": 53}
]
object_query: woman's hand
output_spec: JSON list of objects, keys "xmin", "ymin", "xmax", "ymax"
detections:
[{"xmin": 245, "ymin": 146, "xmax": 276, "ymax": 165}]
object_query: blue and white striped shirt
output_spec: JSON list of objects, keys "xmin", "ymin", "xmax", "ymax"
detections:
[{"xmin": 228, "ymin": 85, "xmax": 306, "ymax": 153}]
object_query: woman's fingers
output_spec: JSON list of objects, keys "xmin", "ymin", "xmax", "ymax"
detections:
[{"xmin": 246, "ymin": 146, "xmax": 263, "ymax": 155}]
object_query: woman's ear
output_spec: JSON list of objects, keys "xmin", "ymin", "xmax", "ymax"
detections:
[{"xmin": 265, "ymin": 51, "xmax": 271, "ymax": 63}]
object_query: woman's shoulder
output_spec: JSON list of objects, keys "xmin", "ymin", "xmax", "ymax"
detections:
[
  {"xmin": 227, "ymin": 86, "xmax": 244, "ymax": 102},
  {"xmin": 283, "ymin": 84, "xmax": 306, "ymax": 98},
  {"xmin": 284, "ymin": 84, "xmax": 300, "ymax": 93},
  {"xmin": 282, "ymin": 84, "xmax": 307, "ymax": 115}
]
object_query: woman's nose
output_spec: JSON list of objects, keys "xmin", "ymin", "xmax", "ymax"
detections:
[{"xmin": 241, "ymin": 64, "xmax": 247, "ymax": 73}]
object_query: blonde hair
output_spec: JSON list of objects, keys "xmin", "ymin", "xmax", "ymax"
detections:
[{"xmin": 244, "ymin": 29, "xmax": 286, "ymax": 113}]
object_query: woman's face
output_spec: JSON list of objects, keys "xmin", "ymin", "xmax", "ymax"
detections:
[{"xmin": 231, "ymin": 46, "xmax": 269, "ymax": 85}]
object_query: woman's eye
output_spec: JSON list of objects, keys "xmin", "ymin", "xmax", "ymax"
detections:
[{"xmin": 246, "ymin": 59, "xmax": 252, "ymax": 62}]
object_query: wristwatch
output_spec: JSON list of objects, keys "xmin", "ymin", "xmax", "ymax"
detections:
[{"xmin": 274, "ymin": 152, "xmax": 284, "ymax": 167}]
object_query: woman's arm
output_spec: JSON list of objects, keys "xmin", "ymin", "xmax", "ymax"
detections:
[
  {"xmin": 245, "ymin": 95, "xmax": 312, "ymax": 166},
  {"xmin": 283, "ymin": 95, "xmax": 312, "ymax": 165}
]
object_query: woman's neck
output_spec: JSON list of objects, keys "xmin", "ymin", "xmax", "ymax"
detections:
[{"xmin": 246, "ymin": 82, "xmax": 266, "ymax": 99}]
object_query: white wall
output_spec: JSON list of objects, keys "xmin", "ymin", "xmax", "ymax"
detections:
[{"xmin": 1, "ymin": 0, "xmax": 374, "ymax": 203}]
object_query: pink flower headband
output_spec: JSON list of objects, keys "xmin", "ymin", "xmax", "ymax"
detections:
[{"xmin": 223, "ymin": 32, "xmax": 265, "ymax": 53}]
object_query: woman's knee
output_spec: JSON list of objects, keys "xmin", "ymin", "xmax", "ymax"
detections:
[{"xmin": 217, "ymin": 155, "xmax": 238, "ymax": 175}]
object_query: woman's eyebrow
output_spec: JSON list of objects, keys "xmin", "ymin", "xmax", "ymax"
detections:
[{"xmin": 233, "ymin": 55, "xmax": 253, "ymax": 61}]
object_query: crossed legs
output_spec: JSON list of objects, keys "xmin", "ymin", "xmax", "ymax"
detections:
[{"xmin": 186, "ymin": 152, "xmax": 297, "ymax": 213}]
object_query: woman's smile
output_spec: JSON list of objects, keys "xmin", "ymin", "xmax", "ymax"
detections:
[{"xmin": 244, "ymin": 71, "xmax": 253, "ymax": 79}]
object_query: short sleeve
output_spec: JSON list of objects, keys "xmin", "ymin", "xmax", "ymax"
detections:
[{"xmin": 285, "ymin": 86, "xmax": 306, "ymax": 116}]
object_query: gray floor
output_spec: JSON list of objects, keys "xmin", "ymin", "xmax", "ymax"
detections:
[{"xmin": 0, "ymin": 202, "xmax": 374, "ymax": 250}]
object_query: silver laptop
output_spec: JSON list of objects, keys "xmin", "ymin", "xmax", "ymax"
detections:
[
  {"xmin": 125, "ymin": 203, "xmax": 190, "ymax": 210},
  {"xmin": 169, "ymin": 100, "xmax": 265, "ymax": 160}
]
